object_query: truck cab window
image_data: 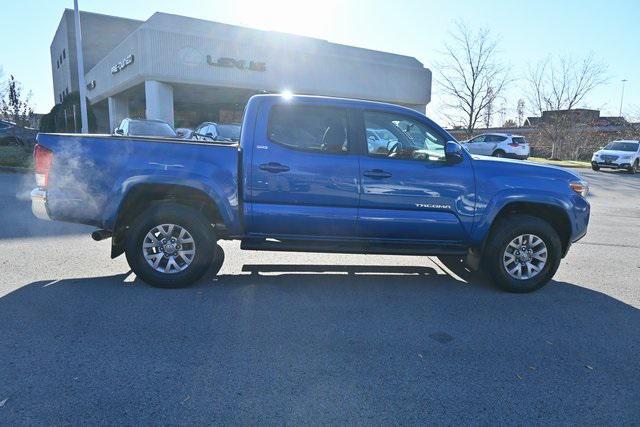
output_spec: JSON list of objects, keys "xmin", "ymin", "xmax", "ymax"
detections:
[
  {"xmin": 364, "ymin": 111, "xmax": 445, "ymax": 161},
  {"xmin": 269, "ymin": 105, "xmax": 349, "ymax": 153}
]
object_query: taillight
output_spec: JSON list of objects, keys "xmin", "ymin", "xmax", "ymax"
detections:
[
  {"xmin": 508, "ymin": 142, "xmax": 520, "ymax": 147},
  {"xmin": 34, "ymin": 144, "xmax": 53, "ymax": 187}
]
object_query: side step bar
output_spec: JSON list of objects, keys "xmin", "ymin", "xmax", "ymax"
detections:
[{"xmin": 240, "ymin": 238, "xmax": 466, "ymax": 256}]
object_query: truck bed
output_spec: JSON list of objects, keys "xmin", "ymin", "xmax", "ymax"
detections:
[{"xmin": 36, "ymin": 133, "xmax": 241, "ymax": 233}]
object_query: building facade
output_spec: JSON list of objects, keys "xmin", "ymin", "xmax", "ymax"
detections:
[{"xmin": 51, "ymin": 10, "xmax": 432, "ymax": 133}]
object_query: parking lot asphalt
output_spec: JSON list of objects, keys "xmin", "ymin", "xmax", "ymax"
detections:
[{"xmin": 0, "ymin": 169, "xmax": 638, "ymax": 424}]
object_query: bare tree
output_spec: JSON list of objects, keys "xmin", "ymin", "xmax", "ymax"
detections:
[
  {"xmin": 525, "ymin": 54, "xmax": 607, "ymax": 159},
  {"xmin": 526, "ymin": 54, "xmax": 607, "ymax": 114},
  {"xmin": 436, "ymin": 21, "xmax": 510, "ymax": 135},
  {"xmin": 482, "ymin": 87, "xmax": 495, "ymax": 128},
  {"xmin": 516, "ymin": 99, "xmax": 525, "ymax": 127}
]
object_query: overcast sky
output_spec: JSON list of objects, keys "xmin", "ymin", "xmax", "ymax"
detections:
[{"xmin": 1, "ymin": 0, "xmax": 638, "ymax": 124}]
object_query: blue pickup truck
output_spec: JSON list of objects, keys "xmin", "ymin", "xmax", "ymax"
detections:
[{"xmin": 31, "ymin": 95, "xmax": 590, "ymax": 292}]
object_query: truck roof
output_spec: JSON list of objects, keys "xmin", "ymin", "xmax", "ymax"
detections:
[{"xmin": 250, "ymin": 94, "xmax": 423, "ymax": 115}]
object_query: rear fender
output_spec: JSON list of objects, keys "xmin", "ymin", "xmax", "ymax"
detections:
[{"xmin": 102, "ymin": 171, "xmax": 241, "ymax": 255}]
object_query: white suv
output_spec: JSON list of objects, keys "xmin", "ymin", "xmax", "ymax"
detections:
[
  {"xmin": 591, "ymin": 140, "xmax": 640, "ymax": 173},
  {"xmin": 461, "ymin": 133, "xmax": 530, "ymax": 159}
]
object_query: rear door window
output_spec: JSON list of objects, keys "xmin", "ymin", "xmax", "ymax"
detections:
[{"xmin": 268, "ymin": 104, "xmax": 349, "ymax": 153}]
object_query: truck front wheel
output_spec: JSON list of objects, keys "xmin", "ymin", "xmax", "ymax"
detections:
[
  {"xmin": 483, "ymin": 214, "xmax": 562, "ymax": 293},
  {"xmin": 124, "ymin": 203, "xmax": 219, "ymax": 288}
]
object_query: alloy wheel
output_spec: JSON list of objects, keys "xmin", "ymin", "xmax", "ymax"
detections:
[
  {"xmin": 142, "ymin": 224, "xmax": 196, "ymax": 274},
  {"xmin": 502, "ymin": 234, "xmax": 548, "ymax": 280}
]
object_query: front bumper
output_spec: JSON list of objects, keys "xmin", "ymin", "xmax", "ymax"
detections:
[
  {"xmin": 31, "ymin": 188, "xmax": 51, "ymax": 221},
  {"xmin": 592, "ymin": 161, "xmax": 631, "ymax": 169}
]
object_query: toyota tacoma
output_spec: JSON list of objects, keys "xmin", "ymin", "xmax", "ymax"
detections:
[{"xmin": 31, "ymin": 95, "xmax": 590, "ymax": 292}]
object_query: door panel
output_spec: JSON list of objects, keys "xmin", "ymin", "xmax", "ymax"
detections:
[
  {"xmin": 357, "ymin": 110, "xmax": 476, "ymax": 243},
  {"xmin": 246, "ymin": 102, "xmax": 360, "ymax": 237},
  {"xmin": 358, "ymin": 158, "xmax": 475, "ymax": 242}
]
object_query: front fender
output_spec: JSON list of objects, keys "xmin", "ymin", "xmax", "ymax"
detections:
[{"xmin": 471, "ymin": 188, "xmax": 573, "ymax": 246}]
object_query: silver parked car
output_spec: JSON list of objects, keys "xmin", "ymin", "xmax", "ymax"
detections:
[
  {"xmin": 591, "ymin": 140, "xmax": 640, "ymax": 173},
  {"xmin": 461, "ymin": 133, "xmax": 530, "ymax": 159}
]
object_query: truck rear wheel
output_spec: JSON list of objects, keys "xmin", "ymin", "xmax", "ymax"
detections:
[
  {"xmin": 124, "ymin": 203, "xmax": 218, "ymax": 288},
  {"xmin": 483, "ymin": 214, "xmax": 562, "ymax": 293}
]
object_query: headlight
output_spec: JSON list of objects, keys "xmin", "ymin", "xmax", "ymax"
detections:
[
  {"xmin": 569, "ymin": 181, "xmax": 589, "ymax": 197},
  {"xmin": 621, "ymin": 155, "xmax": 632, "ymax": 160}
]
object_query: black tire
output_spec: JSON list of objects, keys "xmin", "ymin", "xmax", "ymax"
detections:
[
  {"xmin": 591, "ymin": 164, "xmax": 600, "ymax": 171},
  {"xmin": 125, "ymin": 203, "xmax": 217, "ymax": 288},
  {"xmin": 210, "ymin": 244, "xmax": 225, "ymax": 276},
  {"xmin": 493, "ymin": 150, "xmax": 505, "ymax": 158},
  {"xmin": 483, "ymin": 214, "xmax": 562, "ymax": 293},
  {"xmin": 628, "ymin": 160, "xmax": 638, "ymax": 174}
]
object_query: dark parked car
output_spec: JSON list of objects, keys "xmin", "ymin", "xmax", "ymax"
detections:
[
  {"xmin": 192, "ymin": 122, "xmax": 241, "ymax": 142},
  {"xmin": 0, "ymin": 120, "xmax": 37, "ymax": 146},
  {"xmin": 175, "ymin": 128, "xmax": 194, "ymax": 139},
  {"xmin": 114, "ymin": 118, "xmax": 177, "ymax": 138}
]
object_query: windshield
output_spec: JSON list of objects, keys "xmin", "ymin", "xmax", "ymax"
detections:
[
  {"xmin": 216, "ymin": 124, "xmax": 241, "ymax": 140},
  {"xmin": 128, "ymin": 121, "xmax": 177, "ymax": 138},
  {"xmin": 604, "ymin": 141, "xmax": 639, "ymax": 152}
]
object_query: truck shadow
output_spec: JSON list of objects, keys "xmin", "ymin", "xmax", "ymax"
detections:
[{"xmin": 1, "ymin": 266, "xmax": 638, "ymax": 423}]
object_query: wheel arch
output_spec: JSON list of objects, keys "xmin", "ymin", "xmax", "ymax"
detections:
[
  {"xmin": 484, "ymin": 201, "xmax": 572, "ymax": 256},
  {"xmin": 110, "ymin": 183, "xmax": 225, "ymax": 258}
]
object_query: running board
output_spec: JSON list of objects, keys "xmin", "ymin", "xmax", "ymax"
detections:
[{"xmin": 240, "ymin": 238, "xmax": 466, "ymax": 256}]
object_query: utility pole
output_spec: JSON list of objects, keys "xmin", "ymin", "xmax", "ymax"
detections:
[
  {"xmin": 73, "ymin": 0, "xmax": 89, "ymax": 133},
  {"xmin": 619, "ymin": 79, "xmax": 627, "ymax": 117}
]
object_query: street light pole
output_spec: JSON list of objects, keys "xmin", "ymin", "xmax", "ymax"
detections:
[
  {"xmin": 619, "ymin": 79, "xmax": 628, "ymax": 117},
  {"xmin": 73, "ymin": 0, "xmax": 89, "ymax": 133}
]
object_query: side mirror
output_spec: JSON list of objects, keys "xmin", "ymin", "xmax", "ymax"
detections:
[
  {"xmin": 114, "ymin": 128, "xmax": 124, "ymax": 135},
  {"xmin": 445, "ymin": 141, "xmax": 464, "ymax": 164}
]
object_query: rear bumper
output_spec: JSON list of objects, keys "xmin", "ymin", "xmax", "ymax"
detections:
[
  {"xmin": 592, "ymin": 161, "xmax": 630, "ymax": 169},
  {"xmin": 31, "ymin": 188, "xmax": 51, "ymax": 221}
]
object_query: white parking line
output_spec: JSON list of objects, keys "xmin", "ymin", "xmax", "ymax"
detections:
[{"xmin": 42, "ymin": 279, "xmax": 61, "ymax": 288}]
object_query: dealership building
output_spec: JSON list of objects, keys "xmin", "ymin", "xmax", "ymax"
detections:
[{"xmin": 51, "ymin": 10, "xmax": 432, "ymax": 133}]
